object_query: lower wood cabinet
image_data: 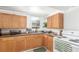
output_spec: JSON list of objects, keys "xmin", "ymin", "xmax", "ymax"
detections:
[
  {"xmin": 0, "ymin": 37, "xmax": 15, "ymax": 52},
  {"xmin": 43, "ymin": 35, "xmax": 53, "ymax": 52},
  {"xmin": 0, "ymin": 34, "xmax": 53, "ymax": 52},
  {"xmin": 15, "ymin": 36, "xmax": 26, "ymax": 52},
  {"xmin": 25, "ymin": 35, "xmax": 43, "ymax": 50}
]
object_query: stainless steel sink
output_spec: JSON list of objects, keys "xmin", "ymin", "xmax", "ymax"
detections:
[
  {"xmin": 57, "ymin": 36, "xmax": 67, "ymax": 38},
  {"xmin": 69, "ymin": 39, "xmax": 79, "ymax": 43}
]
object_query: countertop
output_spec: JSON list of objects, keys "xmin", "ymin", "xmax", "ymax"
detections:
[{"xmin": 0, "ymin": 33, "xmax": 55, "ymax": 38}]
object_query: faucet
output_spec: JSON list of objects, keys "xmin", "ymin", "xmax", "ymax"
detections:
[{"xmin": 59, "ymin": 30, "xmax": 63, "ymax": 36}]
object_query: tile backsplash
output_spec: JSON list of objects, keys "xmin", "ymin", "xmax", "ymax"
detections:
[{"xmin": 1, "ymin": 29, "xmax": 26, "ymax": 34}]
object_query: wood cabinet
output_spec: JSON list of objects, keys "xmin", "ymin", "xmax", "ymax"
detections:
[
  {"xmin": 0, "ymin": 13, "xmax": 27, "ymax": 28},
  {"xmin": 47, "ymin": 13, "xmax": 64, "ymax": 29},
  {"xmin": 43, "ymin": 35, "xmax": 53, "ymax": 52},
  {"xmin": 0, "ymin": 37, "xmax": 15, "ymax": 52},
  {"xmin": 25, "ymin": 35, "xmax": 43, "ymax": 50},
  {"xmin": 0, "ymin": 35, "xmax": 44, "ymax": 52},
  {"xmin": 29, "ymin": 35, "xmax": 43, "ymax": 48},
  {"xmin": 15, "ymin": 36, "xmax": 26, "ymax": 52},
  {"xmin": 0, "ymin": 34, "xmax": 53, "ymax": 52}
]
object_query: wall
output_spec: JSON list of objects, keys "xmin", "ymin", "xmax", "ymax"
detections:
[
  {"xmin": 62, "ymin": 7, "xmax": 79, "ymax": 37},
  {"xmin": 26, "ymin": 15, "xmax": 32, "ymax": 28},
  {"xmin": 64, "ymin": 7, "xmax": 79, "ymax": 30}
]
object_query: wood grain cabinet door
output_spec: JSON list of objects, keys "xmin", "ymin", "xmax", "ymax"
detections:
[
  {"xmin": 51, "ymin": 14, "xmax": 59, "ymax": 28},
  {"xmin": 43, "ymin": 35, "xmax": 53, "ymax": 52},
  {"xmin": 58, "ymin": 13, "xmax": 64, "ymax": 29},
  {"xmin": 19, "ymin": 16, "xmax": 27, "ymax": 28},
  {"xmin": 12, "ymin": 15, "xmax": 26, "ymax": 28},
  {"xmin": 15, "ymin": 36, "xmax": 26, "ymax": 52},
  {"xmin": 0, "ymin": 13, "xmax": 12, "ymax": 28},
  {"xmin": 43, "ymin": 35, "xmax": 48, "ymax": 47},
  {"xmin": 47, "ymin": 36, "xmax": 53, "ymax": 51},
  {"xmin": 0, "ymin": 13, "xmax": 27, "ymax": 28},
  {"xmin": 0, "ymin": 37, "xmax": 15, "ymax": 52},
  {"xmin": 47, "ymin": 13, "xmax": 64, "ymax": 29},
  {"xmin": 25, "ymin": 36, "xmax": 31, "ymax": 50},
  {"xmin": 25, "ymin": 35, "xmax": 43, "ymax": 50}
]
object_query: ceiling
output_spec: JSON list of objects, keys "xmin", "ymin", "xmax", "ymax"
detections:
[{"xmin": 0, "ymin": 6, "xmax": 76, "ymax": 17}]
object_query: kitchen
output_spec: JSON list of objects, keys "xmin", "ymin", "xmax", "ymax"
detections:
[{"xmin": 0, "ymin": 6, "xmax": 79, "ymax": 52}]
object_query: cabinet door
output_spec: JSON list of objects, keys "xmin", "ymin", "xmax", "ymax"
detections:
[
  {"xmin": 12, "ymin": 15, "xmax": 26, "ymax": 28},
  {"xmin": 0, "ymin": 13, "xmax": 3, "ymax": 28},
  {"xmin": 0, "ymin": 13, "xmax": 12, "ymax": 28},
  {"xmin": 58, "ymin": 13, "xmax": 64, "ymax": 29},
  {"xmin": 31, "ymin": 37, "xmax": 42, "ymax": 48},
  {"xmin": 0, "ymin": 13, "xmax": 26, "ymax": 28},
  {"xmin": 51, "ymin": 14, "xmax": 59, "ymax": 28},
  {"xmin": 25, "ymin": 35, "xmax": 43, "ymax": 50},
  {"xmin": 0, "ymin": 37, "xmax": 15, "ymax": 52},
  {"xmin": 15, "ymin": 36, "xmax": 26, "ymax": 52},
  {"xmin": 47, "ymin": 13, "xmax": 64, "ymax": 29},
  {"xmin": 29, "ymin": 35, "xmax": 43, "ymax": 48},
  {"xmin": 47, "ymin": 36, "xmax": 53, "ymax": 51},
  {"xmin": 43, "ymin": 35, "xmax": 48, "ymax": 47},
  {"xmin": 43, "ymin": 35, "xmax": 53, "ymax": 52},
  {"xmin": 19, "ymin": 16, "xmax": 26, "ymax": 28},
  {"xmin": 25, "ymin": 36, "xmax": 30, "ymax": 50}
]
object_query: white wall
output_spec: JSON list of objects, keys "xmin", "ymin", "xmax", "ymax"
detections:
[
  {"xmin": 26, "ymin": 15, "xmax": 32, "ymax": 28},
  {"xmin": 64, "ymin": 7, "xmax": 79, "ymax": 30}
]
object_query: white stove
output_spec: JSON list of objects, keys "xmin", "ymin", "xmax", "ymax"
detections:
[{"xmin": 54, "ymin": 35, "xmax": 79, "ymax": 52}]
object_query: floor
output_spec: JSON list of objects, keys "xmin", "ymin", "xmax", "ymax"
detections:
[
  {"xmin": 23, "ymin": 47, "xmax": 50, "ymax": 52},
  {"xmin": 23, "ymin": 47, "xmax": 59, "ymax": 52}
]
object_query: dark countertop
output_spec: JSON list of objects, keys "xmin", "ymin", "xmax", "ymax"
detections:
[{"xmin": 0, "ymin": 33, "xmax": 55, "ymax": 38}]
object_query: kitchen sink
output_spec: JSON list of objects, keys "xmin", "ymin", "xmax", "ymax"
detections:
[
  {"xmin": 57, "ymin": 36, "xmax": 67, "ymax": 38},
  {"xmin": 69, "ymin": 39, "xmax": 79, "ymax": 43}
]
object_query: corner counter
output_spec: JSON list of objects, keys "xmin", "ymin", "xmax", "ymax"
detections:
[{"xmin": 0, "ymin": 33, "xmax": 53, "ymax": 52}]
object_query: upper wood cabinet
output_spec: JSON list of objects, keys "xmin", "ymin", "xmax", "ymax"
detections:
[
  {"xmin": 0, "ymin": 13, "xmax": 27, "ymax": 28},
  {"xmin": 47, "ymin": 13, "xmax": 64, "ymax": 29}
]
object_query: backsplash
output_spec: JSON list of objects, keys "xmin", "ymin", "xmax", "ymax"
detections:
[
  {"xmin": 1, "ymin": 28, "xmax": 79, "ymax": 37},
  {"xmin": 1, "ymin": 29, "xmax": 26, "ymax": 34},
  {"xmin": 38, "ymin": 28, "xmax": 60, "ymax": 35}
]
